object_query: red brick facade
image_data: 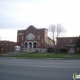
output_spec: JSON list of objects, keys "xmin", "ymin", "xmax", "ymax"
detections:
[
  {"xmin": 0, "ymin": 41, "xmax": 16, "ymax": 53},
  {"xmin": 57, "ymin": 37, "xmax": 80, "ymax": 53},
  {"xmin": 17, "ymin": 25, "xmax": 53, "ymax": 51}
]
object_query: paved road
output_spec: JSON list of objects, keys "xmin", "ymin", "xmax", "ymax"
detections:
[{"xmin": 0, "ymin": 58, "xmax": 80, "ymax": 80}]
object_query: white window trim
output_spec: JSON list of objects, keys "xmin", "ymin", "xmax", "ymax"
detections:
[
  {"xmin": 26, "ymin": 33, "xmax": 35, "ymax": 40},
  {"xmin": 38, "ymin": 42, "xmax": 40, "ymax": 47},
  {"xmin": 18, "ymin": 38, "xmax": 19, "ymax": 42}
]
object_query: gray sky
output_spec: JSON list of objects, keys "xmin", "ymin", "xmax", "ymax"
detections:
[{"xmin": 0, "ymin": 0, "xmax": 80, "ymax": 42}]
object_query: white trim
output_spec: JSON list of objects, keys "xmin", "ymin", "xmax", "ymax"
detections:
[
  {"xmin": 24, "ymin": 41, "xmax": 28, "ymax": 48},
  {"xmin": 24, "ymin": 41, "xmax": 28, "ymax": 43},
  {"xmin": 38, "ymin": 42, "xmax": 40, "ymax": 47},
  {"xmin": 26, "ymin": 33, "xmax": 35, "ymax": 40},
  {"xmin": 24, "ymin": 41, "xmax": 37, "ymax": 49},
  {"xmin": 18, "ymin": 38, "xmax": 19, "ymax": 42},
  {"xmin": 33, "ymin": 41, "xmax": 37, "ymax": 48},
  {"xmin": 68, "ymin": 46, "xmax": 75, "ymax": 53},
  {"xmin": 33, "ymin": 41, "xmax": 37, "ymax": 43}
]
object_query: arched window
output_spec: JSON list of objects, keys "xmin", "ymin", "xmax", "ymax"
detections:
[
  {"xmin": 29, "ymin": 42, "xmax": 32, "ymax": 48},
  {"xmin": 33, "ymin": 42, "xmax": 37, "ymax": 48},
  {"xmin": 26, "ymin": 33, "xmax": 35, "ymax": 40}
]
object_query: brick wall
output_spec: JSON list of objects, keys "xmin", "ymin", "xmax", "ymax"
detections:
[
  {"xmin": 57, "ymin": 37, "xmax": 80, "ymax": 53},
  {"xmin": 17, "ymin": 25, "xmax": 54, "ymax": 49},
  {"xmin": 0, "ymin": 41, "xmax": 16, "ymax": 53}
]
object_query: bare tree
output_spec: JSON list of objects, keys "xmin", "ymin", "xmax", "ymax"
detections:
[
  {"xmin": 48, "ymin": 24, "xmax": 66, "ymax": 54},
  {"xmin": 49, "ymin": 24, "xmax": 65, "ymax": 41},
  {"xmin": 56, "ymin": 24, "xmax": 66, "ymax": 37},
  {"xmin": 49, "ymin": 24, "xmax": 56, "ymax": 41}
]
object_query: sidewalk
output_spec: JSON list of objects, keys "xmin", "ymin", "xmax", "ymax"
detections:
[{"xmin": 65, "ymin": 54, "xmax": 73, "ymax": 58}]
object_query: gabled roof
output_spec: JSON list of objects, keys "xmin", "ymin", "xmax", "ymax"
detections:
[
  {"xmin": 26, "ymin": 25, "xmax": 37, "ymax": 30},
  {"xmin": 17, "ymin": 25, "xmax": 47, "ymax": 32},
  {"xmin": 26, "ymin": 25, "xmax": 48, "ymax": 31}
]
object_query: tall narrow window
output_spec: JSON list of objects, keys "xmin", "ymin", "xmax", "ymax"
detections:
[
  {"xmin": 38, "ymin": 35, "xmax": 40, "ymax": 40},
  {"xmin": 42, "ymin": 39, "xmax": 43, "ymax": 43},
  {"xmin": 22, "ymin": 36, "xmax": 23, "ymax": 40},
  {"xmin": 2, "ymin": 48, "xmax": 3, "ymax": 51},
  {"xmin": 70, "ymin": 39, "xmax": 72, "ymax": 43},
  {"xmin": 21, "ymin": 42, "xmax": 23, "ymax": 47},
  {"xmin": 38, "ymin": 42, "xmax": 40, "ymax": 47},
  {"xmin": 18, "ymin": 38, "xmax": 19, "ymax": 42}
]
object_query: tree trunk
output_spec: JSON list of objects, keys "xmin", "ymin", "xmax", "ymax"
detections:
[{"xmin": 54, "ymin": 45, "xmax": 58, "ymax": 55}]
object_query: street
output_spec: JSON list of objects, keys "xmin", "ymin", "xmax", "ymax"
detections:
[{"xmin": 0, "ymin": 58, "xmax": 80, "ymax": 80}]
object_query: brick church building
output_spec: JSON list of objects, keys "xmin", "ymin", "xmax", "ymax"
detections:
[{"xmin": 17, "ymin": 25, "xmax": 54, "ymax": 52}]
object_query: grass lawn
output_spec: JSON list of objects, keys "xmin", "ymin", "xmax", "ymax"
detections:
[
  {"xmin": 0, "ymin": 53, "xmax": 4, "ymax": 57},
  {"xmin": 72, "ymin": 54, "xmax": 80, "ymax": 58},
  {"xmin": 0, "ymin": 52, "xmax": 80, "ymax": 59},
  {"xmin": 9, "ymin": 53, "xmax": 67, "ymax": 58}
]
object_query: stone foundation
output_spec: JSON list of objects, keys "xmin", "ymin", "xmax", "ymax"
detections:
[{"xmin": 22, "ymin": 48, "xmax": 47, "ymax": 53}]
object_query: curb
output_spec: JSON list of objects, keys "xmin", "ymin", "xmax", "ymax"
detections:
[{"xmin": 0, "ymin": 57, "xmax": 80, "ymax": 60}]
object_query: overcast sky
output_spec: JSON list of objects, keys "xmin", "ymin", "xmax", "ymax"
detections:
[{"xmin": 0, "ymin": 0, "xmax": 80, "ymax": 42}]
